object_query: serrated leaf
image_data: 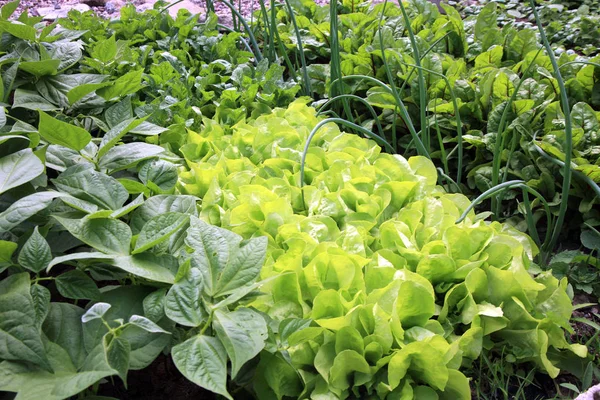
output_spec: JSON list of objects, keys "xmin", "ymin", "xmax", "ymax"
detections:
[
  {"xmin": 0, "ymin": 148, "xmax": 44, "ymax": 195},
  {"xmin": 56, "ymin": 270, "xmax": 101, "ymax": 300},
  {"xmin": 171, "ymin": 335, "xmax": 232, "ymax": 400},
  {"xmin": 82, "ymin": 302, "xmax": 111, "ymax": 323},
  {"xmin": 213, "ymin": 308, "xmax": 268, "ymax": 377},
  {"xmin": 38, "ymin": 111, "xmax": 91, "ymax": 151},
  {"xmin": 133, "ymin": 212, "xmax": 189, "ymax": 254},
  {"xmin": 18, "ymin": 226, "xmax": 52, "ymax": 273}
]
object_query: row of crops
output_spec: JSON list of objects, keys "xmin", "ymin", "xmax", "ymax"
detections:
[{"xmin": 0, "ymin": 0, "xmax": 598, "ymax": 398}]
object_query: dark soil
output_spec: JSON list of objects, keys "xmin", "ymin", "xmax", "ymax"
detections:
[{"xmin": 97, "ymin": 354, "xmax": 217, "ymax": 400}]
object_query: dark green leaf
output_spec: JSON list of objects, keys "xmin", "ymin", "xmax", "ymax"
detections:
[
  {"xmin": 18, "ymin": 226, "xmax": 52, "ymax": 273},
  {"xmin": 56, "ymin": 270, "xmax": 101, "ymax": 300},
  {"xmin": 171, "ymin": 335, "xmax": 232, "ymax": 400}
]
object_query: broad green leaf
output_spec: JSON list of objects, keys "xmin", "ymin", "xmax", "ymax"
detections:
[
  {"xmin": 47, "ymin": 252, "xmax": 115, "ymax": 273},
  {"xmin": 581, "ymin": 229, "xmax": 600, "ymax": 251},
  {"xmin": 329, "ymin": 350, "xmax": 370, "ymax": 391},
  {"xmin": 97, "ymin": 118, "xmax": 145, "ymax": 160},
  {"xmin": 53, "ymin": 166, "xmax": 129, "ymax": 211},
  {"xmin": 128, "ymin": 315, "xmax": 170, "ymax": 334},
  {"xmin": 438, "ymin": 369, "xmax": 471, "ymax": 400},
  {"xmin": 171, "ymin": 335, "xmax": 232, "ymax": 400},
  {"xmin": 103, "ymin": 335, "xmax": 130, "ymax": 385},
  {"xmin": 98, "ymin": 69, "xmax": 144, "ymax": 101},
  {"xmin": 1, "ymin": 1, "xmax": 19, "ymax": 19},
  {"xmin": 54, "ymin": 216, "xmax": 132, "ymax": 255},
  {"xmin": 110, "ymin": 254, "xmax": 177, "ymax": 283},
  {"xmin": 214, "ymin": 236, "xmax": 267, "ymax": 296},
  {"xmin": 12, "ymin": 89, "xmax": 61, "ymax": 111},
  {"xmin": 43, "ymin": 303, "xmax": 86, "ymax": 368},
  {"xmin": 395, "ymin": 280, "xmax": 436, "ymax": 328},
  {"xmin": 0, "ymin": 343, "xmax": 114, "ymax": 400},
  {"xmin": 132, "ymin": 212, "xmax": 190, "ymax": 254},
  {"xmin": 213, "ymin": 308, "xmax": 268, "ymax": 377},
  {"xmin": 82, "ymin": 303, "xmax": 111, "ymax": 323},
  {"xmin": 104, "ymin": 97, "xmax": 132, "ymax": 128},
  {"xmin": 91, "ymin": 35, "xmax": 117, "ymax": 63},
  {"xmin": 55, "ymin": 270, "xmax": 100, "ymax": 300},
  {"xmin": 0, "ymin": 240, "xmax": 17, "ymax": 266},
  {"xmin": 143, "ymin": 289, "xmax": 167, "ymax": 322},
  {"xmin": 253, "ymin": 351, "xmax": 303, "ymax": 399},
  {"xmin": 30, "ymin": 284, "xmax": 50, "ymax": 329},
  {"xmin": 0, "ymin": 135, "xmax": 29, "ymax": 158},
  {"xmin": 19, "ymin": 59, "xmax": 60, "ymax": 77},
  {"xmin": 138, "ymin": 159, "xmax": 178, "ymax": 192},
  {"xmin": 51, "ymin": 41, "xmax": 83, "ymax": 72},
  {"xmin": 107, "ymin": 194, "xmax": 144, "ymax": 219},
  {"xmin": 38, "ymin": 111, "xmax": 91, "ymax": 151},
  {"xmin": 18, "ymin": 226, "xmax": 52, "ymax": 273},
  {"xmin": 67, "ymin": 82, "xmax": 111, "ymax": 105},
  {"xmin": 0, "ymin": 273, "xmax": 51, "ymax": 371},
  {"xmin": 0, "ymin": 148, "xmax": 44, "ymax": 194},
  {"xmin": 98, "ymin": 142, "xmax": 164, "ymax": 173},
  {"xmin": 130, "ymin": 195, "xmax": 198, "ymax": 234},
  {"xmin": 0, "ymin": 21, "xmax": 36, "ymax": 40},
  {"xmin": 165, "ymin": 266, "xmax": 205, "ymax": 326},
  {"xmin": 185, "ymin": 217, "xmax": 232, "ymax": 296},
  {"xmin": 0, "ymin": 192, "xmax": 62, "ymax": 232}
]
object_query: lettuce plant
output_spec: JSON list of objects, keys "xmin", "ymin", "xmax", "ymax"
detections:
[{"xmin": 178, "ymin": 100, "xmax": 586, "ymax": 398}]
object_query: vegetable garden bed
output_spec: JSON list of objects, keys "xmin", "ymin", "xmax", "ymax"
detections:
[{"xmin": 0, "ymin": 0, "xmax": 599, "ymax": 399}]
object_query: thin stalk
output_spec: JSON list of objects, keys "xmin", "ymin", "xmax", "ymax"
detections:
[
  {"xmin": 531, "ymin": 138, "xmax": 600, "ymax": 198},
  {"xmin": 338, "ymin": 75, "xmax": 429, "ymax": 156},
  {"xmin": 217, "ymin": 0, "xmax": 263, "ymax": 62},
  {"xmin": 437, "ymin": 168, "xmax": 462, "ymax": 194},
  {"xmin": 399, "ymin": 62, "xmax": 463, "ymax": 185},
  {"xmin": 375, "ymin": 1, "xmax": 429, "ymax": 157},
  {"xmin": 433, "ymin": 105, "xmax": 450, "ymax": 179},
  {"xmin": 396, "ymin": 0, "xmax": 429, "ymax": 152},
  {"xmin": 257, "ymin": 0, "xmax": 274, "ymax": 61},
  {"xmin": 283, "ymin": 0, "xmax": 311, "ymax": 95},
  {"xmin": 491, "ymin": 48, "xmax": 542, "ymax": 217},
  {"xmin": 329, "ymin": 0, "xmax": 353, "ymax": 121},
  {"xmin": 317, "ymin": 94, "xmax": 385, "ymax": 139},
  {"xmin": 456, "ymin": 180, "xmax": 553, "ymax": 256},
  {"xmin": 300, "ymin": 118, "xmax": 394, "ymax": 186},
  {"xmin": 530, "ymin": 0, "xmax": 572, "ymax": 252}
]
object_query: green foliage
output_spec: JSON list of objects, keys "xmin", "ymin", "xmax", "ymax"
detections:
[{"xmin": 0, "ymin": 0, "xmax": 596, "ymax": 399}]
